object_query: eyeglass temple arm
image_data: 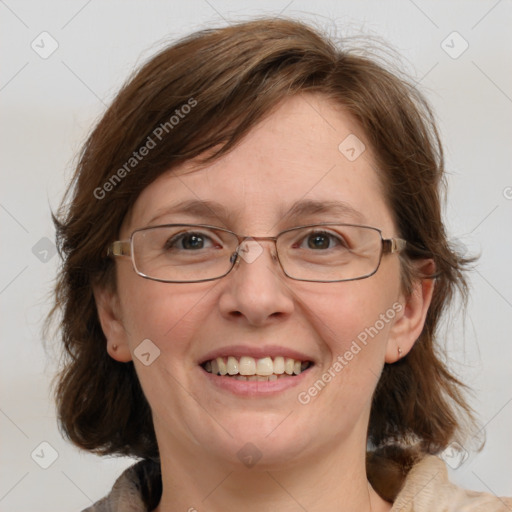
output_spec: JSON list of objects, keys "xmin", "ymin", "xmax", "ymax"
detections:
[
  {"xmin": 108, "ymin": 240, "xmax": 131, "ymax": 257},
  {"xmin": 382, "ymin": 238, "xmax": 407, "ymax": 254}
]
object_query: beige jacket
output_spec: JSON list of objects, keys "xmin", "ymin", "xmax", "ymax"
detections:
[
  {"xmin": 83, "ymin": 455, "xmax": 512, "ymax": 511},
  {"xmin": 391, "ymin": 455, "xmax": 512, "ymax": 511}
]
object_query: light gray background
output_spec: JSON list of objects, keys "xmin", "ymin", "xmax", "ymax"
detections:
[{"xmin": 1, "ymin": 1, "xmax": 511, "ymax": 510}]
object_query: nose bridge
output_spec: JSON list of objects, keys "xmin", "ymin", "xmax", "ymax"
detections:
[
  {"xmin": 251, "ymin": 235, "xmax": 276, "ymax": 241},
  {"xmin": 239, "ymin": 234, "xmax": 278, "ymax": 244},
  {"xmin": 234, "ymin": 235, "xmax": 279, "ymax": 268}
]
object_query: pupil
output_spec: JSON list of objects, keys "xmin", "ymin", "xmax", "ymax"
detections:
[
  {"xmin": 309, "ymin": 235, "xmax": 329, "ymax": 249},
  {"xmin": 183, "ymin": 234, "xmax": 203, "ymax": 250}
]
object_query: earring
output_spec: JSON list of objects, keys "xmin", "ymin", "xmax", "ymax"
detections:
[
  {"xmin": 112, "ymin": 344, "xmax": 118, "ymax": 351},
  {"xmin": 397, "ymin": 347, "xmax": 403, "ymax": 358}
]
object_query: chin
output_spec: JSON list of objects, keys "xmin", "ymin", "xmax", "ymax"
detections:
[{"xmin": 199, "ymin": 413, "xmax": 317, "ymax": 470}]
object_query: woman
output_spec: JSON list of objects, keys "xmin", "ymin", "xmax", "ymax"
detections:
[{"xmin": 50, "ymin": 17, "xmax": 511, "ymax": 511}]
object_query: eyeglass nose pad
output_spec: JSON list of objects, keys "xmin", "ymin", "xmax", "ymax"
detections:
[{"xmin": 230, "ymin": 251, "xmax": 240, "ymax": 266}]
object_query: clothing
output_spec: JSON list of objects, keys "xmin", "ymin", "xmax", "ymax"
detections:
[{"xmin": 82, "ymin": 455, "xmax": 512, "ymax": 511}]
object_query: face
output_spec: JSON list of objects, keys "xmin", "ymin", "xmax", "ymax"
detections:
[{"xmin": 102, "ymin": 94, "xmax": 412, "ymax": 470}]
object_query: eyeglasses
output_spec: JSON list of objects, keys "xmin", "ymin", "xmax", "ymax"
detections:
[{"xmin": 108, "ymin": 223, "xmax": 407, "ymax": 283}]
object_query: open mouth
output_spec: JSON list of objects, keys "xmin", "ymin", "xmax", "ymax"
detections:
[{"xmin": 201, "ymin": 356, "xmax": 313, "ymax": 382}]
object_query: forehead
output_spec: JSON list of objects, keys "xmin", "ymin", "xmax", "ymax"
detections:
[{"xmin": 123, "ymin": 94, "xmax": 394, "ymax": 235}]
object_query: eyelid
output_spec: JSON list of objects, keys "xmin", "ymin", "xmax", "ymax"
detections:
[
  {"xmin": 164, "ymin": 227, "xmax": 227, "ymax": 249},
  {"xmin": 289, "ymin": 227, "xmax": 349, "ymax": 249}
]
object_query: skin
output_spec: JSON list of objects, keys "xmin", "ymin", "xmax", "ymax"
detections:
[{"xmin": 95, "ymin": 94, "xmax": 434, "ymax": 512}]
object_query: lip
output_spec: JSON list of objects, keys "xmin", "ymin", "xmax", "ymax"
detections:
[
  {"xmin": 199, "ymin": 363, "xmax": 313, "ymax": 397},
  {"xmin": 198, "ymin": 344, "xmax": 315, "ymax": 365}
]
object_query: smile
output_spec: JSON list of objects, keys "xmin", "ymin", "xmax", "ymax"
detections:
[{"xmin": 201, "ymin": 356, "xmax": 312, "ymax": 382}]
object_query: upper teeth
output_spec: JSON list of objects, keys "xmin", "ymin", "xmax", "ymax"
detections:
[{"xmin": 204, "ymin": 356, "xmax": 310, "ymax": 376}]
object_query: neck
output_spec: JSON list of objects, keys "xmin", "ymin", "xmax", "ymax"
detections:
[{"xmin": 153, "ymin": 431, "xmax": 391, "ymax": 512}]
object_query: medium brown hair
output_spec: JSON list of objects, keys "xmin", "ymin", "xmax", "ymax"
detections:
[{"xmin": 49, "ymin": 17, "xmax": 475, "ymax": 500}]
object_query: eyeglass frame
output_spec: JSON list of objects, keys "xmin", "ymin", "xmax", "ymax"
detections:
[{"xmin": 107, "ymin": 222, "xmax": 407, "ymax": 284}]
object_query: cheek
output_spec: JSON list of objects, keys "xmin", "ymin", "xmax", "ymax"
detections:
[
  {"xmin": 295, "ymin": 287, "xmax": 396, "ymax": 422},
  {"xmin": 117, "ymin": 269, "xmax": 213, "ymax": 358},
  {"xmin": 297, "ymin": 273, "xmax": 400, "ymax": 394}
]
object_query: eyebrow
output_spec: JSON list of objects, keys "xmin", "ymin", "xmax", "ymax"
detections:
[
  {"xmin": 146, "ymin": 198, "xmax": 366, "ymax": 227},
  {"xmin": 147, "ymin": 199, "xmax": 238, "ymax": 226},
  {"xmin": 283, "ymin": 199, "xmax": 366, "ymax": 224}
]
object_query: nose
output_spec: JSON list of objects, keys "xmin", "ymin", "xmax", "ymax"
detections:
[{"xmin": 218, "ymin": 239, "xmax": 294, "ymax": 326}]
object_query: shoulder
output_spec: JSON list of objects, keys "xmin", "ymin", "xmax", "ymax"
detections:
[
  {"xmin": 81, "ymin": 459, "xmax": 161, "ymax": 512},
  {"xmin": 392, "ymin": 455, "xmax": 512, "ymax": 511}
]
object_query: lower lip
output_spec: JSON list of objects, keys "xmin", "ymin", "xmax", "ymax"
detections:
[{"xmin": 200, "ymin": 366, "xmax": 312, "ymax": 397}]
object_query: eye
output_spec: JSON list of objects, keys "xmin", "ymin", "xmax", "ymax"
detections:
[
  {"xmin": 164, "ymin": 231, "xmax": 217, "ymax": 251},
  {"xmin": 300, "ymin": 230, "xmax": 348, "ymax": 250}
]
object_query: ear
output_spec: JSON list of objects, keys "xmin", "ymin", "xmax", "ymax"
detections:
[
  {"xmin": 93, "ymin": 285, "xmax": 132, "ymax": 363},
  {"xmin": 385, "ymin": 259, "xmax": 435, "ymax": 363}
]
